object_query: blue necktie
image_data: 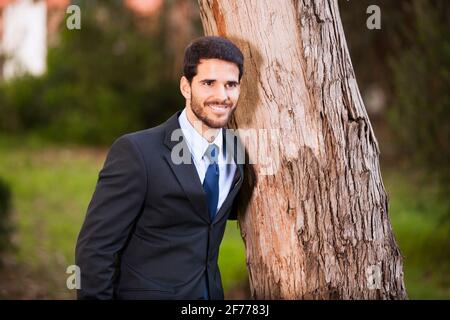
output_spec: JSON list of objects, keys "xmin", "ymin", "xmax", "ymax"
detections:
[
  {"xmin": 202, "ymin": 144, "xmax": 219, "ymax": 299},
  {"xmin": 203, "ymin": 144, "xmax": 220, "ymax": 220}
]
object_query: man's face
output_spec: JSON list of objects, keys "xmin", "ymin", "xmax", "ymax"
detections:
[{"xmin": 181, "ymin": 59, "xmax": 241, "ymax": 130}]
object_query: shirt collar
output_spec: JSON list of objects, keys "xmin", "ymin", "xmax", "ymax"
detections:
[{"xmin": 178, "ymin": 108, "xmax": 223, "ymax": 163}]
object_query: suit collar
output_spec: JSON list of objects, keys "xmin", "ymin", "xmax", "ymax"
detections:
[{"xmin": 163, "ymin": 110, "xmax": 184, "ymax": 150}]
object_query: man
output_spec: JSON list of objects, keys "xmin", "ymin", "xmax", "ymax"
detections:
[{"xmin": 75, "ymin": 36, "xmax": 245, "ymax": 300}]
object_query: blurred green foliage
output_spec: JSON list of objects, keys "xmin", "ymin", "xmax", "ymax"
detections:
[
  {"xmin": 0, "ymin": 0, "xmax": 182, "ymax": 145},
  {"xmin": 388, "ymin": 0, "xmax": 450, "ymax": 194}
]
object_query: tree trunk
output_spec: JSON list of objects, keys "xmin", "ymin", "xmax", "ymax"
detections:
[{"xmin": 198, "ymin": 0, "xmax": 407, "ymax": 299}]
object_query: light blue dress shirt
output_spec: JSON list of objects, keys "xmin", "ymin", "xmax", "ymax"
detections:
[{"xmin": 178, "ymin": 108, "xmax": 237, "ymax": 213}]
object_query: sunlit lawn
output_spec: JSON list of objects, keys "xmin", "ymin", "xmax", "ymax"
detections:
[{"xmin": 0, "ymin": 137, "xmax": 448, "ymax": 299}]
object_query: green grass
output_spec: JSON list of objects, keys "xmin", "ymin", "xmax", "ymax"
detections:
[
  {"xmin": 0, "ymin": 138, "xmax": 448, "ymax": 299},
  {"xmin": 219, "ymin": 221, "xmax": 248, "ymax": 295},
  {"xmin": 0, "ymin": 137, "xmax": 105, "ymax": 298},
  {"xmin": 383, "ymin": 168, "xmax": 450, "ymax": 299}
]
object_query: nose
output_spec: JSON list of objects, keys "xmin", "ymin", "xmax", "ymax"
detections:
[{"xmin": 214, "ymin": 84, "xmax": 228, "ymax": 101}]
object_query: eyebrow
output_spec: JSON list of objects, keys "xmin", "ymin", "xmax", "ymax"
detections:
[{"xmin": 199, "ymin": 79, "xmax": 239, "ymax": 84}]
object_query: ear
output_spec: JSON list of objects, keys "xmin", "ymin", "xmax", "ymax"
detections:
[{"xmin": 180, "ymin": 76, "xmax": 191, "ymax": 101}]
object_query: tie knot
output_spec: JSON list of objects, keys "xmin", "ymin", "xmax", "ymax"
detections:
[{"xmin": 204, "ymin": 144, "xmax": 219, "ymax": 164}]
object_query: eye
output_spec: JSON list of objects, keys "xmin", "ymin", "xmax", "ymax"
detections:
[
  {"xmin": 203, "ymin": 81, "xmax": 214, "ymax": 86},
  {"xmin": 226, "ymin": 82, "xmax": 238, "ymax": 88}
]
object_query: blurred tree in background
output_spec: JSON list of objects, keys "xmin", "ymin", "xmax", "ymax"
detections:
[{"xmin": 0, "ymin": 0, "xmax": 201, "ymax": 144}]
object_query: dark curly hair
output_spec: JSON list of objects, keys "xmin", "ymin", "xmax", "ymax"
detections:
[{"xmin": 183, "ymin": 36, "xmax": 244, "ymax": 83}]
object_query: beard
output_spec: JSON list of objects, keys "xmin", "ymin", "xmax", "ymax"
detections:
[{"xmin": 190, "ymin": 93, "xmax": 236, "ymax": 129}]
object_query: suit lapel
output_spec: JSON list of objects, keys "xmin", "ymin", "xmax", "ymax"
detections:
[
  {"xmin": 163, "ymin": 111, "xmax": 210, "ymax": 223},
  {"xmin": 213, "ymin": 129, "xmax": 244, "ymax": 223}
]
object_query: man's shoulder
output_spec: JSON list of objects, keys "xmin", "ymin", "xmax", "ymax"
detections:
[
  {"xmin": 124, "ymin": 123, "xmax": 165, "ymax": 144},
  {"xmin": 111, "ymin": 120, "xmax": 169, "ymax": 158},
  {"xmin": 132, "ymin": 127, "xmax": 167, "ymax": 152},
  {"xmin": 120, "ymin": 111, "xmax": 180, "ymax": 146}
]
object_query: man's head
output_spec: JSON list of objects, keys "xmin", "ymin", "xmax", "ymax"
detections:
[{"xmin": 180, "ymin": 36, "xmax": 244, "ymax": 132}]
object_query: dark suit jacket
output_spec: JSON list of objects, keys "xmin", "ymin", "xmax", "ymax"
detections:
[{"xmin": 75, "ymin": 110, "xmax": 244, "ymax": 300}]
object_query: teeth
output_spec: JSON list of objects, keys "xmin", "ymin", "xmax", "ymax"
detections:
[{"xmin": 210, "ymin": 105, "xmax": 227, "ymax": 109}]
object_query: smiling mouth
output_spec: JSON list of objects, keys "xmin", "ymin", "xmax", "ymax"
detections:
[{"xmin": 207, "ymin": 104, "xmax": 230, "ymax": 114}]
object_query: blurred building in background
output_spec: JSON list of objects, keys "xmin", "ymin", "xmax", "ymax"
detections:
[
  {"xmin": 0, "ymin": 0, "xmax": 167, "ymax": 81},
  {"xmin": 0, "ymin": 0, "xmax": 73, "ymax": 80},
  {"xmin": 0, "ymin": 0, "xmax": 48, "ymax": 80}
]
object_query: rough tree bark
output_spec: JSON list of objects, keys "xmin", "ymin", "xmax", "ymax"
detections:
[{"xmin": 198, "ymin": 0, "xmax": 407, "ymax": 299}]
